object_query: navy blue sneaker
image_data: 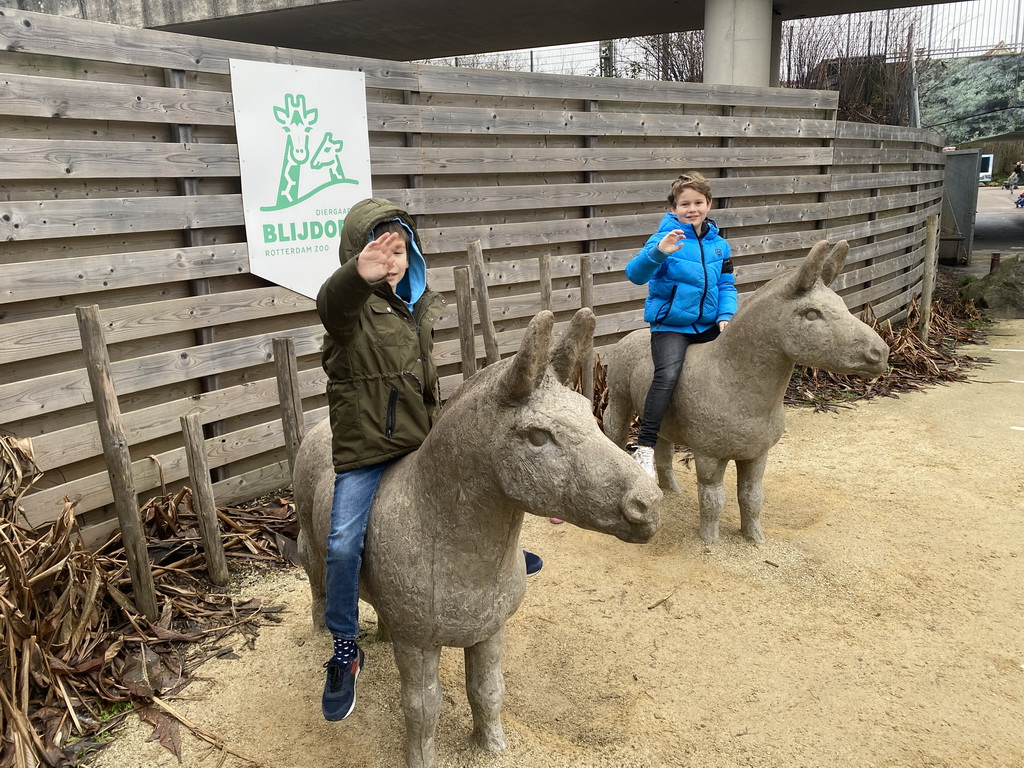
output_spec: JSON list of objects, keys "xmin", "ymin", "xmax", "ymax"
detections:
[
  {"xmin": 322, "ymin": 646, "xmax": 364, "ymax": 721},
  {"xmin": 524, "ymin": 550, "xmax": 543, "ymax": 576}
]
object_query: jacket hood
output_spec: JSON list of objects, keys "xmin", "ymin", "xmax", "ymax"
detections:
[{"xmin": 340, "ymin": 197, "xmax": 427, "ymax": 308}]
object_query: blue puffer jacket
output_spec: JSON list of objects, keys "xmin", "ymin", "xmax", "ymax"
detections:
[{"xmin": 625, "ymin": 213, "xmax": 737, "ymax": 333}]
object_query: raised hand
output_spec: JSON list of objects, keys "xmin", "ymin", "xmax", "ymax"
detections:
[
  {"xmin": 657, "ymin": 229, "xmax": 686, "ymax": 254},
  {"xmin": 356, "ymin": 231, "xmax": 401, "ymax": 283}
]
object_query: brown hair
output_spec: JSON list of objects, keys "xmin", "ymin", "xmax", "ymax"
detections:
[
  {"xmin": 372, "ymin": 219, "xmax": 410, "ymax": 245},
  {"xmin": 667, "ymin": 171, "xmax": 713, "ymax": 206}
]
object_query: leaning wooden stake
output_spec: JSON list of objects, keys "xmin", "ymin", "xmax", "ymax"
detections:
[
  {"xmin": 180, "ymin": 414, "xmax": 230, "ymax": 586},
  {"xmin": 75, "ymin": 305, "xmax": 159, "ymax": 620},
  {"xmin": 272, "ymin": 337, "xmax": 305, "ymax": 475},
  {"xmin": 580, "ymin": 254, "xmax": 595, "ymax": 403},
  {"xmin": 539, "ymin": 252, "xmax": 553, "ymax": 312},
  {"xmin": 453, "ymin": 266, "xmax": 478, "ymax": 379},
  {"xmin": 918, "ymin": 213, "xmax": 939, "ymax": 345},
  {"xmin": 467, "ymin": 238, "xmax": 500, "ymax": 365}
]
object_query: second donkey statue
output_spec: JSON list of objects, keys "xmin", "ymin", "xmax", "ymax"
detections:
[
  {"xmin": 293, "ymin": 308, "xmax": 661, "ymax": 768},
  {"xmin": 603, "ymin": 239, "xmax": 890, "ymax": 544}
]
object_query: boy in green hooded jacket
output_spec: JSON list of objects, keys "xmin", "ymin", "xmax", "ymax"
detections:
[{"xmin": 315, "ymin": 197, "xmax": 446, "ymax": 721}]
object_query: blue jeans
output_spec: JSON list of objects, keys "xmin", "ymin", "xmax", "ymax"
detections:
[
  {"xmin": 324, "ymin": 462, "xmax": 388, "ymax": 640},
  {"xmin": 638, "ymin": 328, "xmax": 718, "ymax": 447}
]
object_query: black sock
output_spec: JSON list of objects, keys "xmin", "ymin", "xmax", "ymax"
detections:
[{"xmin": 332, "ymin": 636, "xmax": 357, "ymax": 662}]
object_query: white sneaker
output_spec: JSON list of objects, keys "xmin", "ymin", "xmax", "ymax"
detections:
[{"xmin": 633, "ymin": 446, "xmax": 656, "ymax": 479}]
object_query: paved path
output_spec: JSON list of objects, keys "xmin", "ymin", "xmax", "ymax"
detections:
[{"xmin": 973, "ymin": 185, "xmax": 1024, "ymax": 266}]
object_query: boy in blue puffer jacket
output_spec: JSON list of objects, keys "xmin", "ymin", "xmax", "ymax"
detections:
[{"xmin": 625, "ymin": 171, "xmax": 737, "ymax": 477}]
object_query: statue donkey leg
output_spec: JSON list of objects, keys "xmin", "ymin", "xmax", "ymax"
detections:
[
  {"xmin": 653, "ymin": 437, "xmax": 683, "ymax": 493},
  {"xmin": 602, "ymin": 382, "xmax": 632, "ymax": 449},
  {"xmin": 736, "ymin": 454, "xmax": 769, "ymax": 544},
  {"xmin": 464, "ymin": 627, "xmax": 507, "ymax": 752},
  {"xmin": 296, "ymin": 523, "xmax": 327, "ymax": 632},
  {"xmin": 393, "ymin": 640, "xmax": 443, "ymax": 768},
  {"xmin": 694, "ymin": 454, "xmax": 728, "ymax": 544}
]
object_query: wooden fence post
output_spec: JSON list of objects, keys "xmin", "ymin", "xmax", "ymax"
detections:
[
  {"xmin": 272, "ymin": 337, "xmax": 305, "ymax": 476},
  {"xmin": 539, "ymin": 252, "xmax": 553, "ymax": 312},
  {"xmin": 467, "ymin": 239, "xmax": 500, "ymax": 365},
  {"xmin": 580, "ymin": 255, "xmax": 595, "ymax": 403},
  {"xmin": 180, "ymin": 414, "xmax": 230, "ymax": 586},
  {"xmin": 453, "ymin": 266, "xmax": 477, "ymax": 379},
  {"xmin": 918, "ymin": 214, "xmax": 939, "ymax": 345},
  {"xmin": 75, "ymin": 305, "xmax": 159, "ymax": 620}
]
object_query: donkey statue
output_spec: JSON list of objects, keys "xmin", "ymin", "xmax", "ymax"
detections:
[
  {"xmin": 293, "ymin": 308, "xmax": 661, "ymax": 768},
  {"xmin": 603, "ymin": 239, "xmax": 889, "ymax": 545}
]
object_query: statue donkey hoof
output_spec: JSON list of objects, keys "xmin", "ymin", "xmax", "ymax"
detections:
[{"xmin": 741, "ymin": 520, "xmax": 766, "ymax": 544}]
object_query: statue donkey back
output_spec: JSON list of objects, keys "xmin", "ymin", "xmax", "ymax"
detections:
[
  {"xmin": 604, "ymin": 240, "xmax": 889, "ymax": 544},
  {"xmin": 294, "ymin": 308, "xmax": 661, "ymax": 768}
]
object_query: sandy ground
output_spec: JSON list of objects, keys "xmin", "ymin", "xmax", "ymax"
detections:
[{"xmin": 95, "ymin": 319, "xmax": 1024, "ymax": 768}]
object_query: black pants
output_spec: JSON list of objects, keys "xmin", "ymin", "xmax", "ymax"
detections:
[{"xmin": 637, "ymin": 327, "xmax": 719, "ymax": 448}]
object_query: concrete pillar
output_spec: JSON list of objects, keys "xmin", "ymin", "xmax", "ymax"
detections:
[
  {"xmin": 769, "ymin": 5, "xmax": 783, "ymax": 87},
  {"xmin": 703, "ymin": 0, "xmax": 774, "ymax": 87}
]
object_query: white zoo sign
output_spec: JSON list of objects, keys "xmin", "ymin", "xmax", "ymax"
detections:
[{"xmin": 230, "ymin": 60, "xmax": 372, "ymax": 299}]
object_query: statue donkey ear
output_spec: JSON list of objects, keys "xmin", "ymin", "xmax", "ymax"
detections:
[
  {"xmin": 501, "ymin": 310, "xmax": 554, "ymax": 404},
  {"xmin": 795, "ymin": 240, "xmax": 832, "ymax": 292},
  {"xmin": 551, "ymin": 308, "xmax": 596, "ymax": 387},
  {"xmin": 820, "ymin": 240, "xmax": 849, "ymax": 286}
]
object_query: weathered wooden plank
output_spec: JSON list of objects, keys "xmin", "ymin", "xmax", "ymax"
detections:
[
  {"xmin": 19, "ymin": 407, "xmax": 330, "ymax": 526},
  {"xmin": 369, "ymin": 145, "xmax": 835, "ymax": 176},
  {"xmin": 0, "ymin": 194, "xmax": 243, "ymax": 241},
  {"xmin": 0, "ymin": 138, "xmax": 240, "ymax": 179},
  {"xmin": 29, "ymin": 366, "xmax": 327, "ymax": 472},
  {"xmin": 1, "ymin": 324, "xmax": 324, "ymax": 424},
  {"xmin": 417, "ymin": 67, "xmax": 838, "ymax": 110},
  {"xmin": 0, "ymin": 8, "xmax": 417, "ymax": 86},
  {"xmin": 1, "ymin": 285, "xmax": 314, "ymax": 364},
  {"xmin": 0, "ymin": 71, "xmax": 236, "ymax": 125},
  {"xmin": 836, "ymin": 247, "xmax": 920, "ymax": 292},
  {"xmin": 1, "ymin": 243, "xmax": 247, "ymax": 304},
  {"xmin": 836, "ymin": 121, "xmax": 944, "ymax": 146},
  {"xmin": 826, "ymin": 200, "xmax": 942, "ymax": 243},
  {"xmin": 368, "ymin": 102, "xmax": 837, "ymax": 139},
  {"xmin": 844, "ymin": 264, "xmax": 924, "ymax": 314},
  {"xmin": 829, "ymin": 169, "xmax": 945, "ymax": 192},
  {"xmin": 420, "ymin": 210, "xmax": 876, "ymax": 258},
  {"xmin": 842, "ymin": 231, "xmax": 922, "ymax": 269},
  {"xmin": 833, "ymin": 147, "xmax": 945, "ymax": 166},
  {"xmin": 425, "ymin": 249, "xmax": 629, "ymax": 294},
  {"xmin": 826, "ymin": 186, "xmax": 944, "ymax": 219},
  {"xmin": 383, "ymin": 174, "xmax": 835, "ymax": 215}
]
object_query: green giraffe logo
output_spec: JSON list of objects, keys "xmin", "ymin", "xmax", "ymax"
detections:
[{"xmin": 260, "ymin": 93, "xmax": 359, "ymax": 212}]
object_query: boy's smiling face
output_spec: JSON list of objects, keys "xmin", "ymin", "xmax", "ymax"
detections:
[{"xmin": 671, "ymin": 188, "xmax": 712, "ymax": 230}]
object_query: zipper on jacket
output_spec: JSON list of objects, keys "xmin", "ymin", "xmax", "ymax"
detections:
[
  {"xmin": 654, "ymin": 284, "xmax": 677, "ymax": 327},
  {"xmin": 385, "ymin": 388, "xmax": 398, "ymax": 439},
  {"xmin": 695, "ymin": 222, "xmax": 710, "ymax": 324}
]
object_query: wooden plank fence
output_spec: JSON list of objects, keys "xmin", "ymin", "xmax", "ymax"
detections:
[{"xmin": 0, "ymin": 9, "xmax": 946, "ymax": 545}]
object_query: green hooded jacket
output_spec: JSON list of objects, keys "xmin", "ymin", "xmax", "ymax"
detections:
[{"xmin": 316, "ymin": 198, "xmax": 446, "ymax": 473}]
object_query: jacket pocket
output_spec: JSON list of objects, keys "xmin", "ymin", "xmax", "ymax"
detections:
[{"xmin": 385, "ymin": 387, "xmax": 398, "ymax": 439}]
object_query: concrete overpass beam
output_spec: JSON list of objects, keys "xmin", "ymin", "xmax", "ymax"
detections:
[
  {"xmin": 770, "ymin": 5, "xmax": 783, "ymax": 87},
  {"xmin": 703, "ymin": 0, "xmax": 774, "ymax": 87}
]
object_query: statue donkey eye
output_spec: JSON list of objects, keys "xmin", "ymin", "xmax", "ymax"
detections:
[
  {"xmin": 526, "ymin": 428, "xmax": 553, "ymax": 447},
  {"xmin": 802, "ymin": 308, "xmax": 823, "ymax": 321}
]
